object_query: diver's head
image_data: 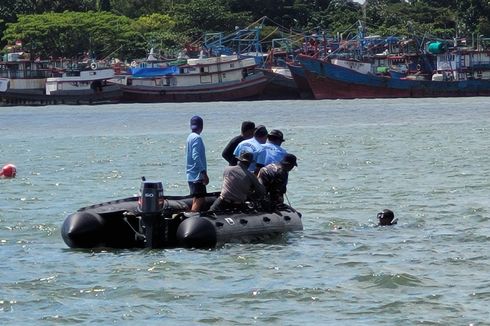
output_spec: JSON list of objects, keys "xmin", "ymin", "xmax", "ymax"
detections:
[{"xmin": 377, "ymin": 209, "xmax": 396, "ymax": 226}]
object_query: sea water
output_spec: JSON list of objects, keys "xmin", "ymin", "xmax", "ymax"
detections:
[{"xmin": 1, "ymin": 98, "xmax": 490, "ymax": 325}]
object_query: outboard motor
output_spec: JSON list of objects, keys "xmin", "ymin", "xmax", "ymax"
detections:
[{"xmin": 138, "ymin": 178, "xmax": 165, "ymax": 248}]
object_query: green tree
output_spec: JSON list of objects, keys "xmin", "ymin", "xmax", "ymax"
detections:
[
  {"xmin": 365, "ymin": 0, "xmax": 456, "ymax": 37},
  {"xmin": 2, "ymin": 11, "xmax": 141, "ymax": 59},
  {"xmin": 173, "ymin": 0, "xmax": 251, "ymax": 35},
  {"xmin": 0, "ymin": 0, "xmax": 97, "ymax": 47},
  {"xmin": 310, "ymin": 0, "xmax": 361, "ymax": 35},
  {"xmin": 457, "ymin": 0, "xmax": 490, "ymax": 35},
  {"xmin": 98, "ymin": 0, "xmax": 111, "ymax": 11},
  {"xmin": 134, "ymin": 13, "xmax": 184, "ymax": 55},
  {"xmin": 110, "ymin": 0, "xmax": 171, "ymax": 18},
  {"xmin": 3, "ymin": 0, "xmax": 490, "ymax": 60}
]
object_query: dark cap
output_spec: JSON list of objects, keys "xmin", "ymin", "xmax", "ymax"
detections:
[
  {"xmin": 377, "ymin": 209, "xmax": 395, "ymax": 226},
  {"xmin": 281, "ymin": 153, "xmax": 298, "ymax": 167},
  {"xmin": 190, "ymin": 115, "xmax": 203, "ymax": 131},
  {"xmin": 241, "ymin": 121, "xmax": 255, "ymax": 133},
  {"xmin": 377, "ymin": 209, "xmax": 394, "ymax": 220},
  {"xmin": 268, "ymin": 129, "xmax": 285, "ymax": 142},
  {"xmin": 237, "ymin": 151, "xmax": 254, "ymax": 163},
  {"xmin": 254, "ymin": 125, "xmax": 268, "ymax": 137}
]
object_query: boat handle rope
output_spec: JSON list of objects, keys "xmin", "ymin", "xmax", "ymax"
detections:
[
  {"xmin": 285, "ymin": 193, "xmax": 293, "ymax": 208},
  {"xmin": 283, "ymin": 194, "xmax": 301, "ymax": 216},
  {"xmin": 122, "ymin": 212, "xmax": 146, "ymax": 240}
]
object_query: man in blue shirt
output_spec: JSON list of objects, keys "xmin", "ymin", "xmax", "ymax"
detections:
[
  {"xmin": 186, "ymin": 115, "xmax": 209, "ymax": 211},
  {"xmin": 263, "ymin": 129, "xmax": 287, "ymax": 165},
  {"xmin": 233, "ymin": 125, "xmax": 268, "ymax": 175}
]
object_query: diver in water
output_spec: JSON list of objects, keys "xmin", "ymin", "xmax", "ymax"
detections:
[{"xmin": 377, "ymin": 209, "xmax": 397, "ymax": 226}]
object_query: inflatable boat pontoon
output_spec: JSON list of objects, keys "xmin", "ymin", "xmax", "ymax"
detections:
[{"xmin": 61, "ymin": 180, "xmax": 303, "ymax": 249}]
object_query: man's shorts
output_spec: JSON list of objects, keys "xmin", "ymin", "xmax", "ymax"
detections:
[{"xmin": 188, "ymin": 181, "xmax": 207, "ymax": 198}]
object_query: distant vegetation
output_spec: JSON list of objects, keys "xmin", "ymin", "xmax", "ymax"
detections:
[{"xmin": 1, "ymin": 0, "xmax": 489, "ymax": 60}]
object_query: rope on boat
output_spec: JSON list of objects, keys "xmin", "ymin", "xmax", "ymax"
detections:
[{"xmin": 122, "ymin": 213, "xmax": 146, "ymax": 240}]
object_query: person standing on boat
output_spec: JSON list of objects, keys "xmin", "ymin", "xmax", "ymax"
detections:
[
  {"xmin": 263, "ymin": 129, "xmax": 287, "ymax": 165},
  {"xmin": 221, "ymin": 121, "xmax": 255, "ymax": 166},
  {"xmin": 209, "ymin": 152, "xmax": 265, "ymax": 212},
  {"xmin": 258, "ymin": 154, "xmax": 298, "ymax": 208},
  {"xmin": 233, "ymin": 125, "xmax": 268, "ymax": 175},
  {"xmin": 186, "ymin": 116, "xmax": 209, "ymax": 212}
]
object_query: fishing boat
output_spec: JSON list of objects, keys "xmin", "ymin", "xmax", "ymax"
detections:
[
  {"xmin": 286, "ymin": 63, "xmax": 314, "ymax": 99},
  {"xmin": 0, "ymin": 52, "xmax": 52, "ymax": 105},
  {"xmin": 61, "ymin": 180, "xmax": 303, "ymax": 249},
  {"xmin": 121, "ymin": 54, "xmax": 269, "ymax": 103},
  {"xmin": 44, "ymin": 62, "xmax": 122, "ymax": 104},
  {"xmin": 257, "ymin": 40, "xmax": 309, "ymax": 99},
  {"xmin": 125, "ymin": 48, "xmax": 187, "ymax": 77},
  {"xmin": 0, "ymin": 52, "xmax": 122, "ymax": 105},
  {"xmin": 297, "ymin": 38, "xmax": 490, "ymax": 99},
  {"xmin": 203, "ymin": 29, "xmax": 309, "ymax": 100},
  {"xmin": 259, "ymin": 67, "xmax": 303, "ymax": 99}
]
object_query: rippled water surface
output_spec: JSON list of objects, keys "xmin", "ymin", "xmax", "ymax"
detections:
[{"xmin": 1, "ymin": 98, "xmax": 490, "ymax": 325}]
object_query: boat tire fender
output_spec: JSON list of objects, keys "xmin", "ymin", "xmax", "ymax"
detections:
[{"xmin": 90, "ymin": 62, "xmax": 98, "ymax": 70}]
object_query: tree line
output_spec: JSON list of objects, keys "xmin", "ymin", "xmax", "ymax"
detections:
[{"xmin": 1, "ymin": 0, "xmax": 489, "ymax": 61}]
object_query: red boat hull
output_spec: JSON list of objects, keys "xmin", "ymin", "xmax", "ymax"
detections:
[
  {"xmin": 299, "ymin": 55, "xmax": 490, "ymax": 99},
  {"xmin": 304, "ymin": 70, "xmax": 412, "ymax": 99}
]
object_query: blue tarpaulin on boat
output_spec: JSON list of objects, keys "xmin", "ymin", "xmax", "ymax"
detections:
[{"xmin": 129, "ymin": 65, "xmax": 180, "ymax": 77}]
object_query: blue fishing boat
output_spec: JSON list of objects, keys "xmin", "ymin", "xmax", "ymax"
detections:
[{"xmin": 298, "ymin": 36, "xmax": 490, "ymax": 99}]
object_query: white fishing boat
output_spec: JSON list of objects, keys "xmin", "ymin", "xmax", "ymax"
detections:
[
  {"xmin": 0, "ymin": 52, "xmax": 122, "ymax": 105},
  {"xmin": 121, "ymin": 54, "xmax": 268, "ymax": 103}
]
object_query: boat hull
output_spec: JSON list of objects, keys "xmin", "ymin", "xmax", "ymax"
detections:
[
  {"xmin": 0, "ymin": 83, "xmax": 122, "ymax": 106},
  {"xmin": 121, "ymin": 73, "xmax": 268, "ymax": 103},
  {"xmin": 61, "ymin": 193, "xmax": 303, "ymax": 249},
  {"xmin": 287, "ymin": 63, "xmax": 315, "ymax": 99},
  {"xmin": 258, "ymin": 68, "xmax": 303, "ymax": 100},
  {"xmin": 298, "ymin": 55, "xmax": 490, "ymax": 99}
]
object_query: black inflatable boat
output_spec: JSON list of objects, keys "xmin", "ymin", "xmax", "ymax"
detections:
[{"xmin": 61, "ymin": 180, "xmax": 303, "ymax": 249}]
